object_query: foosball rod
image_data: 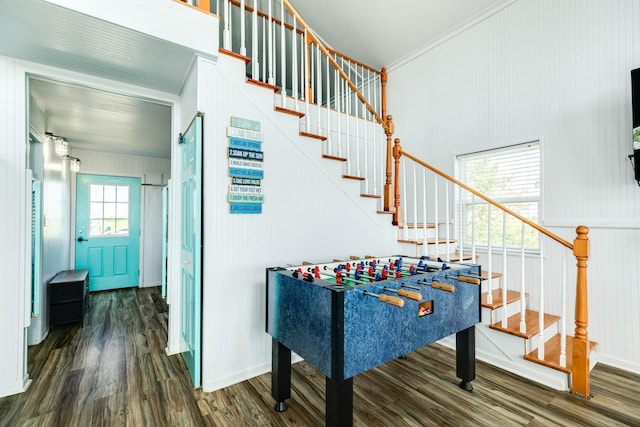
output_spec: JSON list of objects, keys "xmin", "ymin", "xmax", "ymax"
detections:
[
  {"xmin": 382, "ymin": 286, "xmax": 422, "ymax": 301},
  {"xmin": 362, "ymin": 290, "xmax": 405, "ymax": 307},
  {"xmin": 319, "ymin": 271, "xmax": 370, "ymax": 286},
  {"xmin": 387, "ymin": 258, "xmax": 443, "ymax": 272}
]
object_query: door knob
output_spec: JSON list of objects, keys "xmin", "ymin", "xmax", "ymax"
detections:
[{"xmin": 77, "ymin": 237, "xmax": 88, "ymax": 242}]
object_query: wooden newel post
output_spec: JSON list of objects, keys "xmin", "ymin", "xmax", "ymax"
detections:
[
  {"xmin": 383, "ymin": 115, "xmax": 395, "ymax": 213},
  {"xmin": 572, "ymin": 225, "xmax": 590, "ymax": 399},
  {"xmin": 381, "ymin": 68, "xmax": 387, "ymax": 125},
  {"xmin": 393, "ymin": 138, "xmax": 402, "ymax": 227}
]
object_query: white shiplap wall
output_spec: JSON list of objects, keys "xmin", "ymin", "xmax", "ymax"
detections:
[
  {"xmin": 388, "ymin": 0, "xmax": 640, "ymax": 373},
  {"xmin": 0, "ymin": 56, "xmax": 30, "ymax": 397}
]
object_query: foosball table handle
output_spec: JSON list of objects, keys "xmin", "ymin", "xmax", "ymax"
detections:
[
  {"xmin": 378, "ymin": 294, "xmax": 405, "ymax": 307},
  {"xmin": 431, "ymin": 281, "xmax": 456, "ymax": 293},
  {"xmin": 397, "ymin": 289, "xmax": 422, "ymax": 301},
  {"xmin": 457, "ymin": 276, "xmax": 481, "ymax": 285}
]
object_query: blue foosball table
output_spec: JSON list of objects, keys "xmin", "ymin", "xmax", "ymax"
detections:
[{"xmin": 266, "ymin": 256, "xmax": 482, "ymax": 427}]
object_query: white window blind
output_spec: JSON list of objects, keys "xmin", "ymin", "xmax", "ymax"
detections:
[{"xmin": 456, "ymin": 141, "xmax": 540, "ymax": 250}]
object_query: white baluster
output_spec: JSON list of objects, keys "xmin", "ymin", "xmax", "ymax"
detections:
[
  {"xmin": 560, "ymin": 249, "xmax": 567, "ymax": 367},
  {"xmin": 291, "ymin": 17, "xmax": 298, "ymax": 107},
  {"xmin": 240, "ymin": 0, "xmax": 246, "ymax": 56},
  {"xmin": 280, "ymin": 0, "xmax": 286, "ymax": 106},
  {"xmin": 223, "ymin": 0, "xmax": 230, "ymax": 50},
  {"xmin": 471, "ymin": 195, "xmax": 476, "ymax": 262},
  {"xmin": 336, "ymin": 68, "xmax": 342, "ymax": 157},
  {"xmin": 326, "ymin": 51, "xmax": 331, "ymax": 155},
  {"xmin": 501, "ymin": 211, "xmax": 508, "ymax": 328},
  {"xmin": 251, "ymin": 0, "xmax": 259, "ymax": 79},
  {"xmin": 345, "ymin": 59, "xmax": 351, "ymax": 175},
  {"xmin": 267, "ymin": 0, "xmax": 274, "ymax": 85},
  {"xmin": 434, "ymin": 178, "xmax": 439, "ymax": 259},
  {"xmin": 316, "ymin": 46, "xmax": 321, "ymax": 135},
  {"xmin": 355, "ymin": 67, "xmax": 361, "ymax": 178},
  {"xmin": 422, "ymin": 170, "xmax": 427, "ymax": 243},
  {"xmin": 519, "ymin": 222, "xmax": 527, "ymax": 334},
  {"xmin": 261, "ymin": 16, "xmax": 266, "ymax": 82},
  {"xmin": 372, "ymin": 115, "xmax": 377, "ymax": 195},
  {"xmin": 413, "ymin": 163, "xmax": 417, "ymax": 241},
  {"xmin": 458, "ymin": 186, "xmax": 463, "ymax": 261},
  {"xmin": 537, "ymin": 236, "xmax": 545, "ymax": 360},
  {"xmin": 486, "ymin": 204, "xmax": 493, "ymax": 305},
  {"xmin": 304, "ymin": 30, "xmax": 310, "ymax": 132},
  {"xmin": 402, "ymin": 160, "xmax": 408, "ymax": 241},
  {"xmin": 445, "ymin": 181, "xmax": 450, "ymax": 262},
  {"xmin": 271, "ymin": 16, "xmax": 276, "ymax": 85}
]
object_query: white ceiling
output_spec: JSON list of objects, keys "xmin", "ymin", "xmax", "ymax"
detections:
[
  {"xmin": 291, "ymin": 0, "xmax": 514, "ymax": 69},
  {"xmin": 3, "ymin": 0, "xmax": 514, "ymax": 159}
]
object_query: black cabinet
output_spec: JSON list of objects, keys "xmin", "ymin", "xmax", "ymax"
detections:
[{"xmin": 49, "ymin": 269, "xmax": 89, "ymax": 327}]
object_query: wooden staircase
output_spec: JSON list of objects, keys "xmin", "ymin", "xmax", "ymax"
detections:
[{"xmin": 188, "ymin": 0, "xmax": 597, "ymax": 400}]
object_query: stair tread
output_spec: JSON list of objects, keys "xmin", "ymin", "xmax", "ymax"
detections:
[
  {"xmin": 377, "ymin": 210, "xmax": 395, "ymax": 215},
  {"xmin": 398, "ymin": 223, "xmax": 436, "ymax": 229},
  {"xmin": 397, "ymin": 238, "xmax": 456, "ymax": 246},
  {"xmin": 299, "ymin": 131, "xmax": 327, "ymax": 141},
  {"xmin": 481, "ymin": 289, "xmax": 525, "ymax": 309},
  {"xmin": 322, "ymin": 154, "xmax": 347, "ymax": 162},
  {"xmin": 247, "ymin": 78, "xmax": 280, "ymax": 92},
  {"xmin": 219, "ymin": 48, "xmax": 251, "ymax": 64},
  {"xmin": 342, "ymin": 175, "xmax": 365, "ymax": 181},
  {"xmin": 436, "ymin": 253, "xmax": 474, "ymax": 262},
  {"xmin": 360, "ymin": 194, "xmax": 381, "ymax": 199},
  {"xmin": 397, "ymin": 239, "xmax": 424, "ymax": 245},
  {"xmin": 523, "ymin": 334, "xmax": 599, "ymax": 374},
  {"xmin": 489, "ymin": 309, "xmax": 560, "ymax": 339},
  {"xmin": 274, "ymin": 106, "xmax": 305, "ymax": 117},
  {"xmin": 481, "ymin": 270, "xmax": 503, "ymax": 279}
]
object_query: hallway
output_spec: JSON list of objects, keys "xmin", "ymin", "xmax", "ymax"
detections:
[{"xmin": 1, "ymin": 287, "xmax": 638, "ymax": 426}]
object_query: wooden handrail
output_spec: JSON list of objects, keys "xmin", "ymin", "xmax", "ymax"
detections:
[
  {"xmin": 324, "ymin": 46, "xmax": 381, "ymax": 74},
  {"xmin": 398, "ymin": 144, "xmax": 573, "ymax": 250},
  {"xmin": 282, "ymin": 0, "xmax": 389, "ymax": 134},
  {"xmin": 394, "ymin": 139, "xmax": 591, "ymax": 399}
]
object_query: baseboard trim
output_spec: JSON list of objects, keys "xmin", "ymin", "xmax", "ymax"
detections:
[{"xmin": 0, "ymin": 374, "xmax": 31, "ymax": 398}]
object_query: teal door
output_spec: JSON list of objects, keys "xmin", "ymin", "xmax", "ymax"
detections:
[
  {"xmin": 75, "ymin": 174, "xmax": 141, "ymax": 292},
  {"xmin": 181, "ymin": 113, "xmax": 203, "ymax": 388}
]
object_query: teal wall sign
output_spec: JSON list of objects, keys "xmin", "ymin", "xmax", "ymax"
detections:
[
  {"xmin": 230, "ymin": 203, "xmax": 262, "ymax": 214},
  {"xmin": 228, "ymin": 116, "xmax": 264, "ymax": 214}
]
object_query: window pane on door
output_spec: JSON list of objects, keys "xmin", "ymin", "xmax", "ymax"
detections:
[{"xmin": 89, "ymin": 183, "xmax": 130, "ymax": 237}]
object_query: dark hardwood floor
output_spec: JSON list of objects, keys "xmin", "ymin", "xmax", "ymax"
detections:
[{"xmin": 1, "ymin": 287, "xmax": 638, "ymax": 426}]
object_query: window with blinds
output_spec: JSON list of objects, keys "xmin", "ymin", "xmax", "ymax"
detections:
[{"xmin": 456, "ymin": 141, "xmax": 540, "ymax": 250}]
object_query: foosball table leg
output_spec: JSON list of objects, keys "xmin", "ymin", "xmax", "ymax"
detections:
[
  {"xmin": 326, "ymin": 376, "xmax": 353, "ymax": 427},
  {"xmin": 456, "ymin": 326, "xmax": 476, "ymax": 392},
  {"xmin": 271, "ymin": 338, "xmax": 291, "ymax": 412}
]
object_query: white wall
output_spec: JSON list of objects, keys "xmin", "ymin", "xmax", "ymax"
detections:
[
  {"xmin": 195, "ymin": 55, "xmax": 399, "ymax": 392},
  {"xmin": 0, "ymin": 56, "xmax": 30, "ymax": 397},
  {"xmin": 387, "ymin": 0, "xmax": 640, "ymax": 373},
  {"xmin": 27, "ymin": 131, "xmax": 73, "ymax": 346}
]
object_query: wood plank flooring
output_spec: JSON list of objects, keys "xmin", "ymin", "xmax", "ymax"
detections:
[{"xmin": 1, "ymin": 287, "xmax": 639, "ymax": 426}]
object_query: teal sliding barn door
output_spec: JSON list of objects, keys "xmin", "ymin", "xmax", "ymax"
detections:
[
  {"xmin": 75, "ymin": 174, "xmax": 141, "ymax": 292},
  {"xmin": 180, "ymin": 113, "xmax": 203, "ymax": 388}
]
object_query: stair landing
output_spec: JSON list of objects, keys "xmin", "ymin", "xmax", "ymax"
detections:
[{"xmin": 524, "ymin": 334, "xmax": 599, "ymax": 373}]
